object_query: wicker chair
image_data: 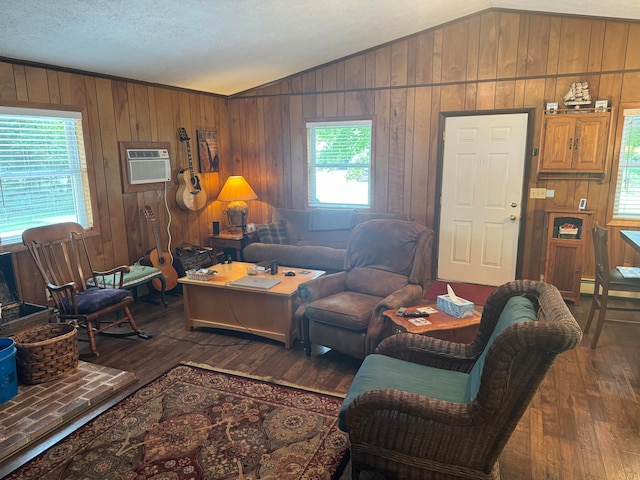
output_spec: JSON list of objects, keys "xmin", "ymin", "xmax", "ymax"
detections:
[
  {"xmin": 22, "ymin": 222, "xmax": 151, "ymax": 356},
  {"xmin": 339, "ymin": 280, "xmax": 582, "ymax": 480}
]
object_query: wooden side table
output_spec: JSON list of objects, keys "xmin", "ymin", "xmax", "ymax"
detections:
[
  {"xmin": 207, "ymin": 231, "xmax": 258, "ymax": 261},
  {"xmin": 384, "ymin": 304, "xmax": 481, "ymax": 344}
]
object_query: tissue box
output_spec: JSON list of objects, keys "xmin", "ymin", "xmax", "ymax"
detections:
[{"xmin": 437, "ymin": 294, "xmax": 475, "ymax": 318}]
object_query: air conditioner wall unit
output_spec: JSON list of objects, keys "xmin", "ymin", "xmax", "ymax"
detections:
[{"xmin": 126, "ymin": 149, "xmax": 171, "ymax": 184}]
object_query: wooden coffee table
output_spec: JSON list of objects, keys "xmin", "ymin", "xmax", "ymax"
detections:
[
  {"xmin": 178, "ymin": 262, "xmax": 324, "ymax": 348},
  {"xmin": 384, "ymin": 304, "xmax": 482, "ymax": 343}
]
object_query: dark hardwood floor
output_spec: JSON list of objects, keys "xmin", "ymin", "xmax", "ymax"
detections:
[{"xmin": 2, "ymin": 291, "xmax": 639, "ymax": 479}]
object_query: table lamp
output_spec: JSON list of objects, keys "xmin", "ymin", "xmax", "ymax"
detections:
[{"xmin": 217, "ymin": 175, "xmax": 258, "ymax": 232}]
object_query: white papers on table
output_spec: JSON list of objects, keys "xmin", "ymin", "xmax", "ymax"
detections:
[
  {"xmin": 616, "ymin": 266, "xmax": 640, "ymax": 278},
  {"xmin": 408, "ymin": 317, "xmax": 431, "ymax": 326}
]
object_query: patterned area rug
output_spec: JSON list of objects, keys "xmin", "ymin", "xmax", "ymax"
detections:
[{"xmin": 6, "ymin": 363, "xmax": 350, "ymax": 480}]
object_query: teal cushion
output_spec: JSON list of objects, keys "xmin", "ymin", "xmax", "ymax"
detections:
[
  {"xmin": 87, "ymin": 265, "xmax": 162, "ymax": 288},
  {"xmin": 465, "ymin": 296, "xmax": 537, "ymax": 401},
  {"xmin": 339, "ymin": 353, "xmax": 469, "ymax": 431}
]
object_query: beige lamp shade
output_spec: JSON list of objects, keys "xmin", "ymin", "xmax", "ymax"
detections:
[{"xmin": 217, "ymin": 176, "xmax": 258, "ymax": 231}]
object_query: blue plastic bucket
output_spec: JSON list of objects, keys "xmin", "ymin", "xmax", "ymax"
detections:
[{"xmin": 0, "ymin": 338, "xmax": 18, "ymax": 403}]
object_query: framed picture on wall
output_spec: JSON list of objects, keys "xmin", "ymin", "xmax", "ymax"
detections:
[{"xmin": 197, "ymin": 130, "xmax": 219, "ymax": 173}]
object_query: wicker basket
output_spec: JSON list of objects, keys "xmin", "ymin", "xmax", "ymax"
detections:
[
  {"xmin": 12, "ymin": 323, "xmax": 79, "ymax": 384},
  {"xmin": 186, "ymin": 268, "xmax": 217, "ymax": 281}
]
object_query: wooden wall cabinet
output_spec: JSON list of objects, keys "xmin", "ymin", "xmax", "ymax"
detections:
[
  {"xmin": 538, "ymin": 110, "xmax": 610, "ymax": 175},
  {"xmin": 544, "ymin": 209, "xmax": 593, "ymax": 304}
]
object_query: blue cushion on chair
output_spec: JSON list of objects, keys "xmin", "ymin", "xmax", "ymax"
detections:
[
  {"xmin": 339, "ymin": 296, "xmax": 539, "ymax": 431},
  {"xmin": 62, "ymin": 287, "xmax": 130, "ymax": 314},
  {"xmin": 465, "ymin": 296, "xmax": 537, "ymax": 401},
  {"xmin": 339, "ymin": 353, "xmax": 469, "ymax": 431}
]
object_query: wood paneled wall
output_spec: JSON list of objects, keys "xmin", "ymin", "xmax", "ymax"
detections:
[
  {"xmin": 228, "ymin": 9, "xmax": 640, "ymax": 282},
  {"xmin": 2, "ymin": 9, "xmax": 640, "ymax": 303},
  {"xmin": 0, "ymin": 63, "xmax": 230, "ymax": 303}
]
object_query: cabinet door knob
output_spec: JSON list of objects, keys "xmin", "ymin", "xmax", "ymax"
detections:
[
  {"xmin": 574, "ymin": 137, "xmax": 580, "ymax": 150},
  {"xmin": 568, "ymin": 138, "xmax": 573, "ymax": 149}
]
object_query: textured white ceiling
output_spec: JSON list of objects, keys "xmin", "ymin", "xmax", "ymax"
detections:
[{"xmin": 1, "ymin": 0, "xmax": 638, "ymax": 96}]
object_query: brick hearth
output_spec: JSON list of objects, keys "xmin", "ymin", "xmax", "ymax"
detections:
[{"xmin": 0, "ymin": 361, "xmax": 136, "ymax": 462}]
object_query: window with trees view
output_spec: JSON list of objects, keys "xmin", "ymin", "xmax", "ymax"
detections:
[
  {"xmin": 306, "ymin": 119, "xmax": 372, "ymax": 208},
  {"xmin": 0, "ymin": 106, "xmax": 94, "ymax": 245},
  {"xmin": 613, "ymin": 107, "xmax": 640, "ymax": 220}
]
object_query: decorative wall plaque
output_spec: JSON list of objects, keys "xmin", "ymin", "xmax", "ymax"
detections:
[{"xmin": 196, "ymin": 130, "xmax": 219, "ymax": 173}]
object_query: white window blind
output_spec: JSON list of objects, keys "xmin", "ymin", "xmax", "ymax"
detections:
[
  {"xmin": 0, "ymin": 106, "xmax": 94, "ymax": 245},
  {"xmin": 613, "ymin": 108, "xmax": 640, "ymax": 220},
  {"xmin": 306, "ymin": 119, "xmax": 372, "ymax": 208}
]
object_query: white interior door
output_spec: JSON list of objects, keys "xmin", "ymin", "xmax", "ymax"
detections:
[{"xmin": 438, "ymin": 113, "xmax": 528, "ymax": 286}]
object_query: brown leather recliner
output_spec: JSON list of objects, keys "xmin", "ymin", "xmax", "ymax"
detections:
[{"xmin": 295, "ymin": 219, "xmax": 434, "ymax": 359}]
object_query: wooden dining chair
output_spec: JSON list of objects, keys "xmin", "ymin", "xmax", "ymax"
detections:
[
  {"xmin": 584, "ymin": 224, "xmax": 640, "ymax": 348},
  {"xmin": 23, "ymin": 222, "xmax": 152, "ymax": 356}
]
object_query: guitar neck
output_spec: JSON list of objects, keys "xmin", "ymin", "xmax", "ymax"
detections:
[
  {"xmin": 185, "ymin": 138, "xmax": 195, "ymax": 178},
  {"xmin": 150, "ymin": 219, "xmax": 164, "ymax": 257},
  {"xmin": 178, "ymin": 127, "xmax": 203, "ymax": 197}
]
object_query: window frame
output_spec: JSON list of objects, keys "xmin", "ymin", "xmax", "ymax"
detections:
[
  {"xmin": 608, "ymin": 103, "xmax": 640, "ymax": 228},
  {"xmin": 0, "ymin": 101, "xmax": 99, "ymax": 250},
  {"xmin": 304, "ymin": 117, "xmax": 374, "ymax": 210}
]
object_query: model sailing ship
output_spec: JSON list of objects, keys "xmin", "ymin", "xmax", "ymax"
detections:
[{"xmin": 563, "ymin": 82, "xmax": 591, "ymax": 108}]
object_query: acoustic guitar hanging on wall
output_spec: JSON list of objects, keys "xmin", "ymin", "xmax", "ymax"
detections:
[{"xmin": 176, "ymin": 127, "xmax": 207, "ymax": 211}]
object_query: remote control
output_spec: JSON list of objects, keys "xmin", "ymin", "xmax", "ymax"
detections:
[
  {"xmin": 403, "ymin": 311, "xmax": 430, "ymax": 318},
  {"xmin": 395, "ymin": 307, "xmax": 406, "ymax": 316}
]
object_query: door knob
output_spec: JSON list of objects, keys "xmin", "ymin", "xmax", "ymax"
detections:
[
  {"xmin": 510, "ymin": 215, "xmax": 517, "ymax": 221},
  {"xmin": 511, "ymin": 202, "xmax": 518, "ymax": 207}
]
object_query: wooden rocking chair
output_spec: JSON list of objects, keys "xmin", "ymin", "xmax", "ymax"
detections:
[{"xmin": 22, "ymin": 222, "xmax": 151, "ymax": 356}]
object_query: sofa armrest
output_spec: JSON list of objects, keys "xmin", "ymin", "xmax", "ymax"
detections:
[
  {"xmin": 374, "ymin": 283, "xmax": 424, "ymax": 315},
  {"xmin": 365, "ymin": 283, "xmax": 424, "ymax": 355},
  {"xmin": 347, "ymin": 389, "xmax": 475, "ymax": 434},
  {"xmin": 297, "ymin": 271, "xmax": 348, "ymax": 303},
  {"xmin": 375, "ymin": 333, "xmax": 478, "ymax": 373}
]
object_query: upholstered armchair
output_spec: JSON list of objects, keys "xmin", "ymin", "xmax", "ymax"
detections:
[
  {"xmin": 295, "ymin": 219, "xmax": 434, "ymax": 359},
  {"xmin": 339, "ymin": 280, "xmax": 582, "ymax": 480}
]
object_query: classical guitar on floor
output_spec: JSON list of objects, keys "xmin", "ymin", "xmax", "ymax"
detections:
[
  {"xmin": 176, "ymin": 127, "xmax": 207, "ymax": 211},
  {"xmin": 143, "ymin": 206, "xmax": 179, "ymax": 291}
]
